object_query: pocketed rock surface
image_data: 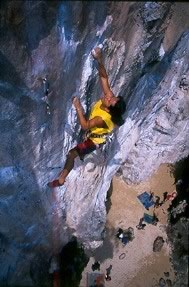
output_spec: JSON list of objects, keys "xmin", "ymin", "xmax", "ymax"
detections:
[{"xmin": 80, "ymin": 164, "xmax": 176, "ymax": 287}]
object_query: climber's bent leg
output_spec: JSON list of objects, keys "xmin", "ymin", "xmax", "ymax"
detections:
[
  {"xmin": 47, "ymin": 139, "xmax": 97, "ymax": 188},
  {"xmin": 58, "ymin": 148, "xmax": 79, "ymax": 185},
  {"xmin": 48, "ymin": 148, "xmax": 79, "ymax": 188}
]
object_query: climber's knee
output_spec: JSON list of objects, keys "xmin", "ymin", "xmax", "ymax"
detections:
[{"xmin": 67, "ymin": 148, "xmax": 79, "ymax": 160}]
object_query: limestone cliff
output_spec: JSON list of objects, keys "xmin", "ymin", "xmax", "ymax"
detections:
[{"xmin": 0, "ymin": 1, "xmax": 189, "ymax": 285}]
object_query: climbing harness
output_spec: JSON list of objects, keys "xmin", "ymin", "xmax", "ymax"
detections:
[
  {"xmin": 84, "ymin": 130, "xmax": 112, "ymax": 142},
  {"xmin": 87, "ymin": 131, "xmax": 108, "ymax": 139},
  {"xmin": 79, "ymin": 130, "xmax": 114, "ymax": 165}
]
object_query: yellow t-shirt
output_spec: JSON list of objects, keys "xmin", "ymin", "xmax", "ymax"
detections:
[{"xmin": 88, "ymin": 100, "xmax": 114, "ymax": 144}]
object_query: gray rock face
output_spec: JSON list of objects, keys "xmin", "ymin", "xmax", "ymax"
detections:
[{"xmin": 0, "ymin": 1, "xmax": 189, "ymax": 285}]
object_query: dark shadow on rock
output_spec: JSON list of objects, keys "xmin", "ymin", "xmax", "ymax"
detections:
[
  {"xmin": 0, "ymin": 51, "xmax": 23, "ymax": 87},
  {"xmin": 0, "ymin": 32, "xmax": 53, "ymax": 285},
  {"xmin": 92, "ymin": 1, "xmax": 108, "ymax": 27},
  {"xmin": 92, "ymin": 227, "xmax": 119, "ymax": 264},
  {"xmin": 30, "ymin": 253, "xmax": 52, "ymax": 287},
  {"xmin": 0, "ymin": 1, "xmax": 59, "ymax": 52},
  {"xmin": 0, "ymin": 52, "xmax": 39, "ymax": 120},
  {"xmin": 57, "ymin": 2, "xmax": 74, "ymax": 42},
  {"xmin": 105, "ymin": 180, "xmax": 113, "ymax": 214},
  {"xmin": 0, "ymin": 54, "xmax": 42, "ymax": 168},
  {"xmin": 74, "ymin": 2, "xmax": 88, "ymax": 31},
  {"xmin": 76, "ymin": 1, "xmax": 108, "ymax": 33}
]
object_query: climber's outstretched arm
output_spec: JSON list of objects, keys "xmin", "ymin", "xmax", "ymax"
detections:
[
  {"xmin": 92, "ymin": 47, "xmax": 112, "ymax": 96},
  {"xmin": 72, "ymin": 97, "xmax": 107, "ymax": 130}
]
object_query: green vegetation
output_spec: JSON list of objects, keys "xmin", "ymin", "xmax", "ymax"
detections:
[{"xmin": 59, "ymin": 237, "xmax": 89, "ymax": 287}]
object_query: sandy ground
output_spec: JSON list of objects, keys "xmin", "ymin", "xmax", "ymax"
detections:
[{"xmin": 80, "ymin": 164, "xmax": 176, "ymax": 287}]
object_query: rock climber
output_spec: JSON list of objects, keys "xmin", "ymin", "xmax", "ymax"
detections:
[{"xmin": 48, "ymin": 46, "xmax": 126, "ymax": 188}]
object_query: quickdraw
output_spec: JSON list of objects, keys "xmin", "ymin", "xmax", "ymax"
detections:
[{"xmin": 42, "ymin": 77, "xmax": 51, "ymax": 115}]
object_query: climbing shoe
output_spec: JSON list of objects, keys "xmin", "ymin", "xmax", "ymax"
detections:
[{"xmin": 47, "ymin": 179, "xmax": 62, "ymax": 188}]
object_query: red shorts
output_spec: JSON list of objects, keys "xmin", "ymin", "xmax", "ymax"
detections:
[{"xmin": 75, "ymin": 138, "xmax": 97, "ymax": 159}]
